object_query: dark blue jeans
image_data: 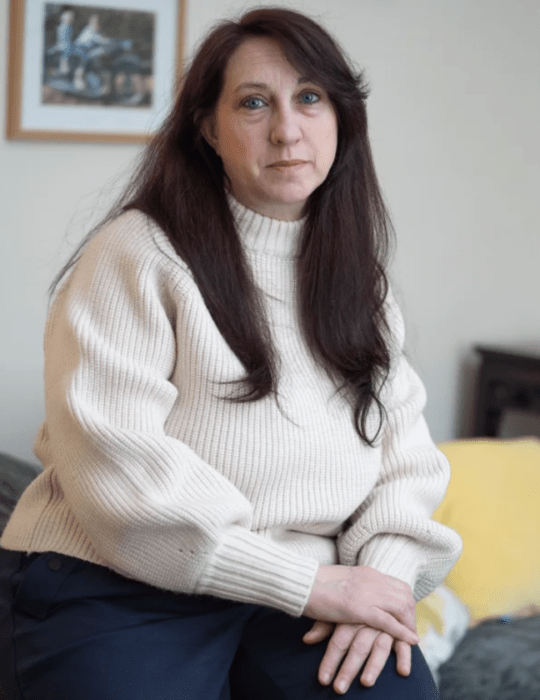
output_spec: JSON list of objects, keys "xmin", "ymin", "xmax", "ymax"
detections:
[{"xmin": 0, "ymin": 548, "xmax": 439, "ymax": 700}]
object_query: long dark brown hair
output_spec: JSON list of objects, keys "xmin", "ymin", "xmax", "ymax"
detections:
[{"xmin": 52, "ymin": 7, "xmax": 395, "ymax": 446}]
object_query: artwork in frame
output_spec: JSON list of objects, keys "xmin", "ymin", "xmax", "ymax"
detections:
[{"xmin": 6, "ymin": 0, "xmax": 186, "ymax": 143}]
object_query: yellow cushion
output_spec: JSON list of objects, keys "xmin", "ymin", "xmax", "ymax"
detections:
[
  {"xmin": 417, "ymin": 590, "xmax": 446, "ymax": 638},
  {"xmin": 434, "ymin": 438, "xmax": 540, "ymax": 621}
]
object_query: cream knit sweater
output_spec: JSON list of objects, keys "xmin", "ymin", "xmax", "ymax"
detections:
[{"xmin": 2, "ymin": 197, "xmax": 462, "ymax": 617}]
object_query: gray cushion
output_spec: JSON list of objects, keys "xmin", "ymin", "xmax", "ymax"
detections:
[
  {"xmin": 438, "ymin": 615, "xmax": 540, "ymax": 700},
  {"xmin": 0, "ymin": 453, "xmax": 42, "ymax": 535}
]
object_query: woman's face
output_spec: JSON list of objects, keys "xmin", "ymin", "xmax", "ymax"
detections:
[{"xmin": 203, "ymin": 37, "xmax": 338, "ymax": 221}]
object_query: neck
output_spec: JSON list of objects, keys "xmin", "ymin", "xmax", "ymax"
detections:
[{"xmin": 227, "ymin": 193, "xmax": 305, "ymax": 259}]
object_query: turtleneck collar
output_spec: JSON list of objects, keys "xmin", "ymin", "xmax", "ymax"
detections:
[{"xmin": 227, "ymin": 193, "xmax": 305, "ymax": 259}]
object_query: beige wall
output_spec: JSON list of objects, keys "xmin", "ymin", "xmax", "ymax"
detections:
[{"xmin": 1, "ymin": 0, "xmax": 539, "ymax": 463}]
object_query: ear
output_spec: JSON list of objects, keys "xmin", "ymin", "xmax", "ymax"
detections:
[{"xmin": 200, "ymin": 116, "xmax": 220, "ymax": 156}]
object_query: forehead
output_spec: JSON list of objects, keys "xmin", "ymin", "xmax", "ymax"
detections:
[{"xmin": 222, "ymin": 37, "xmax": 302, "ymax": 91}]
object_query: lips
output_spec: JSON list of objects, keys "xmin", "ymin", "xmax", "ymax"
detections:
[{"xmin": 268, "ymin": 160, "xmax": 308, "ymax": 168}]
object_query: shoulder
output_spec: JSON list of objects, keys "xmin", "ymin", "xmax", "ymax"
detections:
[
  {"xmin": 49, "ymin": 211, "xmax": 199, "ymax": 342},
  {"xmin": 50, "ymin": 210, "xmax": 196, "ymax": 322},
  {"xmin": 81, "ymin": 209, "xmax": 192, "ymax": 287}
]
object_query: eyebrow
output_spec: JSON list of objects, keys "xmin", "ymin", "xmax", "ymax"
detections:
[{"xmin": 233, "ymin": 77, "xmax": 312, "ymax": 94}]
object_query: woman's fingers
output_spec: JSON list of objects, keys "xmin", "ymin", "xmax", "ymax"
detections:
[
  {"xmin": 358, "ymin": 632, "xmax": 394, "ymax": 687},
  {"xmin": 363, "ymin": 607, "xmax": 419, "ymax": 645},
  {"xmin": 394, "ymin": 640, "xmax": 412, "ymax": 677},
  {"xmin": 312, "ymin": 623, "xmax": 414, "ymax": 694},
  {"xmin": 302, "ymin": 620, "xmax": 334, "ymax": 644},
  {"xmin": 330, "ymin": 626, "xmax": 381, "ymax": 693},
  {"xmin": 315, "ymin": 624, "xmax": 374, "ymax": 690}
]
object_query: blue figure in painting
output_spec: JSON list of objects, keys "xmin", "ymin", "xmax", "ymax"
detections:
[
  {"xmin": 43, "ymin": 10, "xmax": 148, "ymax": 104},
  {"xmin": 46, "ymin": 9, "xmax": 76, "ymax": 76}
]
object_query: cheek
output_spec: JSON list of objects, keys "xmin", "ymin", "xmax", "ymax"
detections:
[
  {"xmin": 230, "ymin": 132, "xmax": 265, "ymax": 178},
  {"xmin": 219, "ymin": 139, "xmax": 261, "ymax": 190},
  {"xmin": 309, "ymin": 112, "xmax": 338, "ymax": 170},
  {"xmin": 220, "ymin": 116, "xmax": 252, "ymax": 152},
  {"xmin": 221, "ymin": 129, "xmax": 254, "ymax": 168},
  {"xmin": 318, "ymin": 129, "xmax": 338, "ymax": 169}
]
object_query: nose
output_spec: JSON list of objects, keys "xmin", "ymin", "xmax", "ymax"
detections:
[{"xmin": 269, "ymin": 105, "xmax": 302, "ymax": 146}]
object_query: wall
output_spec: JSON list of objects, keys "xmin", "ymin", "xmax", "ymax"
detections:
[{"xmin": 1, "ymin": 0, "xmax": 539, "ymax": 463}]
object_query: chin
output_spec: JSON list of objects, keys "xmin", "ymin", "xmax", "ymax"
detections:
[{"xmin": 264, "ymin": 186, "xmax": 314, "ymax": 208}]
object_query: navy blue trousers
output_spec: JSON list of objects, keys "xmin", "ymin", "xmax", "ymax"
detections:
[{"xmin": 0, "ymin": 548, "xmax": 439, "ymax": 700}]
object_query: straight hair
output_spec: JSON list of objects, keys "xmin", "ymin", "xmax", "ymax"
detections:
[{"xmin": 51, "ymin": 7, "xmax": 395, "ymax": 446}]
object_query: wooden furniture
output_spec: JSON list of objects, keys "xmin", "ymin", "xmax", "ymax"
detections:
[{"xmin": 472, "ymin": 346, "xmax": 540, "ymax": 437}]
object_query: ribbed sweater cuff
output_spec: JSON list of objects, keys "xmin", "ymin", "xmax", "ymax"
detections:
[
  {"xmin": 195, "ymin": 526, "xmax": 320, "ymax": 616},
  {"xmin": 356, "ymin": 534, "xmax": 427, "ymax": 598}
]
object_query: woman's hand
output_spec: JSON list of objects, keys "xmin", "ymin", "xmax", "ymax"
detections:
[
  {"xmin": 303, "ymin": 564, "xmax": 419, "ymax": 645},
  {"xmin": 303, "ymin": 620, "xmax": 412, "ymax": 694}
]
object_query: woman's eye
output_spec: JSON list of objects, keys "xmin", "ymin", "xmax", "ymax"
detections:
[
  {"xmin": 299, "ymin": 91, "xmax": 320, "ymax": 105},
  {"xmin": 242, "ymin": 97, "xmax": 265, "ymax": 110}
]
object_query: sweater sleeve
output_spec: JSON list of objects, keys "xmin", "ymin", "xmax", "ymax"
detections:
[
  {"xmin": 336, "ymin": 294, "xmax": 463, "ymax": 601},
  {"xmin": 38, "ymin": 214, "xmax": 318, "ymax": 616}
]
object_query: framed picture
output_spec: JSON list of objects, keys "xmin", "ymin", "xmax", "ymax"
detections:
[{"xmin": 6, "ymin": 0, "xmax": 186, "ymax": 143}]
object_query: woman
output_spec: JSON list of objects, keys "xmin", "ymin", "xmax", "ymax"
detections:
[{"xmin": 0, "ymin": 7, "xmax": 461, "ymax": 699}]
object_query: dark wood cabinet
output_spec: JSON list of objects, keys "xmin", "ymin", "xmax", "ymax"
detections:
[{"xmin": 472, "ymin": 346, "xmax": 540, "ymax": 437}]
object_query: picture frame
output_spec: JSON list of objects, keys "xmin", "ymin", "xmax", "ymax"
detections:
[{"xmin": 6, "ymin": 0, "xmax": 186, "ymax": 143}]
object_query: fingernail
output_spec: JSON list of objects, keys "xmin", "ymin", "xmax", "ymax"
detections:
[
  {"xmin": 336, "ymin": 681, "xmax": 347, "ymax": 693},
  {"xmin": 321, "ymin": 674, "xmax": 331, "ymax": 685}
]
